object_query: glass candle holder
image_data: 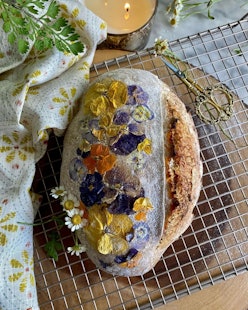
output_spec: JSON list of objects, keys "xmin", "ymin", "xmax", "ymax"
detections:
[{"xmin": 85, "ymin": 0, "xmax": 158, "ymax": 51}]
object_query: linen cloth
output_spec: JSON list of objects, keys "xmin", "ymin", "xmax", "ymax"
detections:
[{"xmin": 0, "ymin": 1, "xmax": 106, "ymax": 309}]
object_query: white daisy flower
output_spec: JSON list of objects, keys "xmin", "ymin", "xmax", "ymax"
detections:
[
  {"xmin": 61, "ymin": 193, "xmax": 80, "ymax": 214},
  {"xmin": 154, "ymin": 37, "xmax": 169, "ymax": 56},
  {"xmin": 65, "ymin": 209, "xmax": 87, "ymax": 232},
  {"xmin": 67, "ymin": 244, "xmax": 86, "ymax": 256},
  {"xmin": 50, "ymin": 186, "xmax": 67, "ymax": 199}
]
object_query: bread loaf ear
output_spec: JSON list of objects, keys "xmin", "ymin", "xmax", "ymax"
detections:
[
  {"xmin": 154, "ymin": 91, "xmax": 203, "ymax": 263},
  {"xmin": 60, "ymin": 68, "xmax": 202, "ymax": 276}
]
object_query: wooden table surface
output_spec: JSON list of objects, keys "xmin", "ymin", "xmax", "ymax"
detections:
[{"xmin": 92, "ymin": 48, "xmax": 248, "ymax": 310}]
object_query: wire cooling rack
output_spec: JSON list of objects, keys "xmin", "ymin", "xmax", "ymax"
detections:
[{"xmin": 33, "ymin": 18, "xmax": 248, "ymax": 310}]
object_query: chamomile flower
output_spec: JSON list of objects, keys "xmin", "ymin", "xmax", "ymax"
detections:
[
  {"xmin": 61, "ymin": 193, "xmax": 80, "ymax": 214},
  {"xmin": 65, "ymin": 208, "xmax": 87, "ymax": 232},
  {"xmin": 50, "ymin": 186, "xmax": 67, "ymax": 199},
  {"xmin": 67, "ymin": 244, "xmax": 86, "ymax": 256},
  {"xmin": 154, "ymin": 37, "xmax": 169, "ymax": 56},
  {"xmin": 167, "ymin": 0, "xmax": 183, "ymax": 26}
]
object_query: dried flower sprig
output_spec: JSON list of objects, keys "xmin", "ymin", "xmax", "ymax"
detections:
[
  {"xmin": 154, "ymin": 37, "xmax": 180, "ymax": 65},
  {"xmin": 0, "ymin": 0, "xmax": 85, "ymax": 54},
  {"xmin": 166, "ymin": 0, "xmax": 224, "ymax": 26}
]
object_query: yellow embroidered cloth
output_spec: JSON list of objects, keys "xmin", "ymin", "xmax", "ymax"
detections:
[{"xmin": 0, "ymin": 1, "xmax": 106, "ymax": 309}]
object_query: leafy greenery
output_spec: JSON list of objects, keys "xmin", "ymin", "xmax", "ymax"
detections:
[
  {"xmin": 18, "ymin": 212, "xmax": 65, "ymax": 260},
  {"xmin": 0, "ymin": 0, "xmax": 85, "ymax": 54},
  {"xmin": 44, "ymin": 231, "xmax": 63, "ymax": 261}
]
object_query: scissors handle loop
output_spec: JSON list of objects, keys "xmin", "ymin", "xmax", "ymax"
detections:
[{"xmin": 195, "ymin": 85, "xmax": 234, "ymax": 124}]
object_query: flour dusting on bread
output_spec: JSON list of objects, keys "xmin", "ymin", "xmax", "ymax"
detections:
[{"xmin": 60, "ymin": 68, "xmax": 202, "ymax": 276}]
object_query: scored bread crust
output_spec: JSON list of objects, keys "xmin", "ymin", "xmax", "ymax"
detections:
[
  {"xmin": 153, "ymin": 90, "xmax": 203, "ymax": 267},
  {"xmin": 60, "ymin": 68, "xmax": 202, "ymax": 276}
]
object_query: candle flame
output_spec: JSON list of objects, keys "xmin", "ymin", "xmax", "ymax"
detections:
[{"xmin": 124, "ymin": 3, "xmax": 130, "ymax": 20}]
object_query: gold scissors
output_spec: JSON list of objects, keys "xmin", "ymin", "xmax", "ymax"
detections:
[{"xmin": 160, "ymin": 55, "xmax": 234, "ymax": 124}]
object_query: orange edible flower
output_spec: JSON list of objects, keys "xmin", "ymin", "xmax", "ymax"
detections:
[{"xmin": 83, "ymin": 144, "xmax": 117, "ymax": 175}]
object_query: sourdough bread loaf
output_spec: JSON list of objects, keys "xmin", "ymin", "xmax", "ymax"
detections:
[{"xmin": 60, "ymin": 68, "xmax": 202, "ymax": 276}]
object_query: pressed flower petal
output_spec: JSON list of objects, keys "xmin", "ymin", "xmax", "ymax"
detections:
[
  {"xmin": 111, "ymin": 133, "xmax": 146, "ymax": 155},
  {"xmin": 134, "ymin": 211, "xmax": 147, "ymax": 221},
  {"xmin": 91, "ymin": 144, "xmax": 109, "ymax": 157},
  {"xmin": 84, "ymin": 205, "xmax": 132, "ymax": 256},
  {"xmin": 84, "ymin": 205, "xmax": 105, "ymax": 248},
  {"xmin": 90, "ymin": 96, "xmax": 109, "ymax": 116},
  {"xmin": 127, "ymin": 85, "xmax": 149, "ymax": 105},
  {"xmin": 114, "ymin": 248, "xmax": 138, "ymax": 264},
  {"xmin": 130, "ymin": 222, "xmax": 150, "ymax": 250},
  {"xmin": 108, "ymin": 81, "xmax": 128, "ymax": 109},
  {"xmin": 113, "ymin": 110, "xmax": 130, "ymax": 125},
  {"xmin": 126, "ymin": 150, "xmax": 146, "ymax": 171},
  {"xmin": 83, "ymin": 156, "xmax": 97, "ymax": 173},
  {"xmin": 103, "ymin": 164, "xmax": 142, "ymax": 198},
  {"xmin": 108, "ymin": 213, "xmax": 133, "ymax": 237},
  {"xmin": 132, "ymin": 104, "xmax": 154, "ymax": 123},
  {"xmin": 104, "ymin": 208, "xmax": 114, "ymax": 226},
  {"xmin": 133, "ymin": 197, "xmax": 153, "ymax": 212},
  {"xmin": 97, "ymin": 234, "xmax": 113, "ymax": 254},
  {"xmin": 91, "ymin": 128, "xmax": 105, "ymax": 141},
  {"xmin": 108, "ymin": 194, "xmax": 135, "ymax": 215},
  {"xmin": 99, "ymin": 113, "xmax": 113, "ymax": 127},
  {"xmin": 137, "ymin": 138, "xmax": 152, "ymax": 154},
  {"xmin": 78, "ymin": 138, "xmax": 91, "ymax": 153},
  {"xmin": 80, "ymin": 172, "xmax": 105, "ymax": 206},
  {"xmin": 110, "ymin": 235, "xmax": 129, "ymax": 254},
  {"xmin": 97, "ymin": 154, "xmax": 116, "ymax": 174},
  {"xmin": 106, "ymin": 124, "xmax": 125, "ymax": 138},
  {"xmin": 69, "ymin": 158, "xmax": 87, "ymax": 182}
]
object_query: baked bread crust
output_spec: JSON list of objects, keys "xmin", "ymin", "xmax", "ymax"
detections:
[{"xmin": 60, "ymin": 68, "xmax": 202, "ymax": 276}]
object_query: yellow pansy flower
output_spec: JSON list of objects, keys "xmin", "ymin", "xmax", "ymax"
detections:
[
  {"xmin": 133, "ymin": 197, "xmax": 153, "ymax": 221},
  {"xmin": 137, "ymin": 138, "xmax": 152, "ymax": 154},
  {"xmin": 84, "ymin": 205, "xmax": 133, "ymax": 255},
  {"xmin": 84, "ymin": 80, "xmax": 128, "ymax": 117}
]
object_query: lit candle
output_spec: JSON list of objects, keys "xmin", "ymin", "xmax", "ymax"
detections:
[
  {"xmin": 84, "ymin": 0, "xmax": 157, "ymax": 50},
  {"xmin": 85, "ymin": 0, "xmax": 156, "ymax": 35}
]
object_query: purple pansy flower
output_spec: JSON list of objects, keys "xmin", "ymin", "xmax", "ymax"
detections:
[
  {"xmin": 111, "ymin": 133, "xmax": 146, "ymax": 155},
  {"xmin": 114, "ymin": 248, "xmax": 139, "ymax": 264},
  {"xmin": 127, "ymin": 85, "xmax": 149, "ymax": 106},
  {"xmin": 69, "ymin": 158, "xmax": 87, "ymax": 182},
  {"xmin": 113, "ymin": 110, "xmax": 130, "ymax": 125},
  {"xmin": 80, "ymin": 172, "xmax": 105, "ymax": 207},
  {"xmin": 108, "ymin": 193, "xmax": 136, "ymax": 215}
]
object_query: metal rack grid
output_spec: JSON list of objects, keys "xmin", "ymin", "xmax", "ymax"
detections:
[{"xmin": 33, "ymin": 19, "xmax": 248, "ymax": 310}]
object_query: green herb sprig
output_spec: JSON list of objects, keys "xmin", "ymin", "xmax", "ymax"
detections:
[
  {"xmin": 44, "ymin": 231, "xmax": 63, "ymax": 261},
  {"xmin": 0, "ymin": 0, "xmax": 85, "ymax": 55}
]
